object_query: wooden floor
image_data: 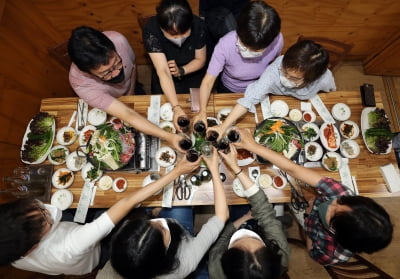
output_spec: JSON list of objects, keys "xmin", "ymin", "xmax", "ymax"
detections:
[{"xmin": 2, "ymin": 61, "xmax": 400, "ymax": 279}]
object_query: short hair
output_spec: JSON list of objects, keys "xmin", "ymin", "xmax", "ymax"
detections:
[
  {"xmin": 110, "ymin": 218, "xmax": 185, "ymax": 279},
  {"xmin": 68, "ymin": 25, "xmax": 116, "ymax": 73},
  {"xmin": 221, "ymin": 239, "xmax": 282, "ymax": 279},
  {"xmin": 331, "ymin": 196, "xmax": 393, "ymax": 254},
  {"xmin": 236, "ymin": 1, "xmax": 281, "ymax": 50},
  {"xmin": 282, "ymin": 40, "xmax": 329, "ymax": 84},
  {"xmin": 0, "ymin": 199, "xmax": 47, "ymax": 265},
  {"xmin": 156, "ymin": 0, "xmax": 193, "ymax": 35}
]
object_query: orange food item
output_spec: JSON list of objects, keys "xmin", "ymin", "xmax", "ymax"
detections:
[
  {"xmin": 267, "ymin": 120, "xmax": 284, "ymax": 134},
  {"xmin": 323, "ymin": 124, "xmax": 337, "ymax": 148}
]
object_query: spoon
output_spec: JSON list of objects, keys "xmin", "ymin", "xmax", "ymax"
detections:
[{"xmin": 251, "ymin": 169, "xmax": 259, "ymax": 180}]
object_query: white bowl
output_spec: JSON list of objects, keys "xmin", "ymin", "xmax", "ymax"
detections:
[
  {"xmin": 340, "ymin": 139, "xmax": 360, "ymax": 159},
  {"xmin": 112, "ymin": 177, "xmax": 128, "ymax": 192},
  {"xmin": 320, "ymin": 123, "xmax": 340, "ymax": 151},
  {"xmin": 332, "ymin": 103, "xmax": 351, "ymax": 121},
  {"xmin": 48, "ymin": 145, "xmax": 69, "ymax": 165},
  {"xmin": 321, "ymin": 152, "xmax": 342, "ymax": 172},
  {"xmin": 302, "ymin": 110, "xmax": 316, "ymax": 123},
  {"xmin": 271, "ymin": 100, "xmax": 289, "ymax": 117},
  {"xmin": 78, "ymin": 125, "xmax": 96, "ymax": 152},
  {"xmin": 52, "ymin": 168, "xmax": 74, "ymax": 189},
  {"xmin": 232, "ymin": 178, "xmax": 246, "ymax": 197},
  {"xmin": 56, "ymin": 126, "xmax": 77, "ymax": 146},
  {"xmin": 272, "ymin": 175, "xmax": 287, "ymax": 190},
  {"xmin": 97, "ymin": 175, "xmax": 113, "ymax": 191},
  {"xmin": 51, "ymin": 189, "xmax": 73, "ymax": 210},
  {"xmin": 159, "ymin": 121, "xmax": 176, "ymax": 133},
  {"xmin": 81, "ymin": 162, "xmax": 103, "ymax": 182},
  {"xmin": 305, "ymin": 142, "xmax": 323, "ymax": 161},
  {"xmin": 301, "ymin": 123, "xmax": 320, "ymax": 142},
  {"xmin": 217, "ymin": 108, "xmax": 232, "ymax": 122},
  {"xmin": 257, "ymin": 174, "xmax": 272, "ymax": 188},
  {"xmin": 88, "ymin": 108, "xmax": 107, "ymax": 126},
  {"xmin": 155, "ymin": 147, "xmax": 176, "ymax": 168},
  {"xmin": 66, "ymin": 150, "xmax": 87, "ymax": 171},
  {"xmin": 160, "ymin": 103, "xmax": 173, "ymax": 121},
  {"xmin": 339, "ymin": 120, "xmax": 359, "ymax": 139},
  {"xmin": 289, "ymin": 109, "xmax": 302, "ymax": 121}
]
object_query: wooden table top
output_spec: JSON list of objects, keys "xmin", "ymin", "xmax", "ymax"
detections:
[{"xmin": 40, "ymin": 91, "xmax": 399, "ymax": 208}]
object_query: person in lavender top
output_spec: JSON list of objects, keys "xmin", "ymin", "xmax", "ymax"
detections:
[{"xmin": 194, "ymin": 1, "xmax": 283, "ymax": 128}]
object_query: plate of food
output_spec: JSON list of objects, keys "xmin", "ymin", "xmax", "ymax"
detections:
[
  {"xmin": 81, "ymin": 162, "xmax": 103, "ymax": 182},
  {"xmin": 159, "ymin": 121, "xmax": 176, "ymax": 133},
  {"xmin": 112, "ymin": 177, "xmax": 128, "ymax": 193},
  {"xmin": 361, "ymin": 107, "xmax": 393, "ymax": 154},
  {"xmin": 88, "ymin": 108, "xmax": 107, "ymax": 126},
  {"xmin": 21, "ymin": 112, "xmax": 56, "ymax": 164},
  {"xmin": 301, "ymin": 123, "xmax": 320, "ymax": 142},
  {"xmin": 340, "ymin": 139, "xmax": 360, "ymax": 159},
  {"xmin": 97, "ymin": 175, "xmax": 113, "ymax": 191},
  {"xmin": 48, "ymin": 145, "xmax": 69, "ymax": 165},
  {"xmin": 155, "ymin": 147, "xmax": 176, "ymax": 167},
  {"xmin": 331, "ymin": 103, "xmax": 351, "ymax": 121},
  {"xmin": 257, "ymin": 174, "xmax": 272, "ymax": 188},
  {"xmin": 270, "ymin": 100, "xmax": 289, "ymax": 117},
  {"xmin": 321, "ymin": 152, "xmax": 342, "ymax": 172},
  {"xmin": 339, "ymin": 120, "xmax": 359, "ymax": 140},
  {"xmin": 207, "ymin": 117, "xmax": 220, "ymax": 127},
  {"xmin": 232, "ymin": 178, "xmax": 246, "ymax": 197},
  {"xmin": 52, "ymin": 168, "xmax": 74, "ymax": 189},
  {"xmin": 305, "ymin": 142, "xmax": 323, "ymax": 161},
  {"xmin": 56, "ymin": 126, "xmax": 77, "ymax": 146},
  {"xmin": 160, "ymin": 103, "xmax": 173, "ymax": 121},
  {"xmin": 320, "ymin": 123, "xmax": 340, "ymax": 152},
  {"xmin": 142, "ymin": 173, "xmax": 162, "ymax": 195},
  {"xmin": 66, "ymin": 150, "xmax": 87, "ymax": 171},
  {"xmin": 237, "ymin": 148, "xmax": 255, "ymax": 166},
  {"xmin": 51, "ymin": 189, "xmax": 73, "ymax": 210},
  {"xmin": 86, "ymin": 123, "xmax": 135, "ymax": 170},
  {"xmin": 254, "ymin": 118, "xmax": 303, "ymax": 161},
  {"xmin": 78, "ymin": 125, "xmax": 96, "ymax": 152}
]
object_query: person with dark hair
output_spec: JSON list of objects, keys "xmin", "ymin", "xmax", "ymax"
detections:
[
  {"xmin": 208, "ymin": 144, "xmax": 289, "ymax": 279},
  {"xmin": 96, "ymin": 147, "xmax": 229, "ymax": 279},
  {"xmin": 194, "ymin": 1, "xmax": 283, "ymax": 128},
  {"xmin": 209, "ymin": 40, "xmax": 336, "ymax": 139},
  {"xmin": 68, "ymin": 25, "xmax": 185, "ymax": 152},
  {"xmin": 0, "ymin": 156, "xmax": 200, "ymax": 275},
  {"xmin": 231, "ymin": 128, "xmax": 393, "ymax": 266},
  {"xmin": 143, "ymin": 0, "xmax": 207, "ymax": 131}
]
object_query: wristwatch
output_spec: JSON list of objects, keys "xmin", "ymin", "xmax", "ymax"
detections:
[{"xmin": 178, "ymin": 67, "xmax": 185, "ymax": 77}]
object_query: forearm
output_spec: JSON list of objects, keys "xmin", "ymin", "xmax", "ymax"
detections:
[
  {"xmin": 209, "ymin": 168, "xmax": 229, "ymax": 222},
  {"xmin": 220, "ymin": 104, "xmax": 248, "ymax": 131},
  {"xmin": 199, "ymin": 74, "xmax": 216, "ymax": 112},
  {"xmin": 158, "ymin": 70, "xmax": 180, "ymax": 107},
  {"xmin": 181, "ymin": 52, "xmax": 206, "ymax": 75}
]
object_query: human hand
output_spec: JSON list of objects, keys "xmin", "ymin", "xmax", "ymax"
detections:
[
  {"xmin": 192, "ymin": 110, "xmax": 207, "ymax": 130},
  {"xmin": 232, "ymin": 128, "xmax": 256, "ymax": 150},
  {"xmin": 219, "ymin": 144, "xmax": 240, "ymax": 173},
  {"xmin": 168, "ymin": 133, "xmax": 187, "ymax": 153},
  {"xmin": 202, "ymin": 146, "xmax": 220, "ymax": 174},
  {"xmin": 207, "ymin": 124, "xmax": 227, "ymax": 141},
  {"xmin": 168, "ymin": 60, "xmax": 180, "ymax": 78},
  {"xmin": 233, "ymin": 210, "xmax": 253, "ymax": 229},
  {"xmin": 173, "ymin": 106, "xmax": 189, "ymax": 133},
  {"xmin": 174, "ymin": 153, "xmax": 201, "ymax": 175}
]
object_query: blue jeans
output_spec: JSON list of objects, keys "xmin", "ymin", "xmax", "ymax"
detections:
[{"xmin": 158, "ymin": 206, "xmax": 194, "ymax": 235}]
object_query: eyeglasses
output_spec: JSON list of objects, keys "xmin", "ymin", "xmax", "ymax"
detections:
[
  {"xmin": 35, "ymin": 200, "xmax": 54, "ymax": 226},
  {"xmin": 97, "ymin": 55, "xmax": 123, "ymax": 80},
  {"xmin": 279, "ymin": 68, "xmax": 304, "ymax": 85}
]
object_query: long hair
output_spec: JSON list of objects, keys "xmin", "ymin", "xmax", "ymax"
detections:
[
  {"xmin": 0, "ymin": 199, "xmax": 47, "ymax": 265},
  {"xmin": 156, "ymin": 0, "xmax": 193, "ymax": 35},
  {"xmin": 110, "ymin": 218, "xmax": 185, "ymax": 279}
]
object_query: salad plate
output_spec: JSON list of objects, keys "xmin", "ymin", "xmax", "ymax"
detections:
[
  {"xmin": 21, "ymin": 112, "xmax": 56, "ymax": 164},
  {"xmin": 52, "ymin": 168, "xmax": 74, "ymax": 189},
  {"xmin": 78, "ymin": 125, "xmax": 96, "ymax": 152},
  {"xmin": 51, "ymin": 189, "xmax": 73, "ymax": 210},
  {"xmin": 48, "ymin": 145, "xmax": 69, "ymax": 165},
  {"xmin": 86, "ymin": 123, "xmax": 135, "ymax": 170},
  {"xmin": 81, "ymin": 162, "xmax": 103, "ymax": 182},
  {"xmin": 339, "ymin": 120, "xmax": 359, "ymax": 140},
  {"xmin": 361, "ymin": 107, "xmax": 392, "ymax": 154},
  {"xmin": 270, "ymin": 100, "xmax": 289, "ymax": 117},
  {"xmin": 301, "ymin": 123, "xmax": 320, "ymax": 142},
  {"xmin": 320, "ymin": 123, "xmax": 340, "ymax": 152},
  {"xmin": 156, "ymin": 147, "xmax": 176, "ymax": 168},
  {"xmin": 254, "ymin": 117, "xmax": 303, "ymax": 161}
]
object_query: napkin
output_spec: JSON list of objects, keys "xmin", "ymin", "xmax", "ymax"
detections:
[
  {"xmin": 339, "ymin": 158, "xmax": 358, "ymax": 194},
  {"xmin": 162, "ymin": 165, "xmax": 175, "ymax": 208},
  {"xmin": 310, "ymin": 95, "xmax": 335, "ymax": 123},
  {"xmin": 74, "ymin": 181, "xmax": 94, "ymax": 223},
  {"xmin": 260, "ymin": 96, "xmax": 273, "ymax": 119},
  {"xmin": 380, "ymin": 163, "xmax": 400, "ymax": 193}
]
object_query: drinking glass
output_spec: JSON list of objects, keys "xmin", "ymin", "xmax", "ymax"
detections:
[
  {"xmin": 226, "ymin": 127, "xmax": 240, "ymax": 143},
  {"xmin": 200, "ymin": 142, "xmax": 213, "ymax": 158},
  {"xmin": 186, "ymin": 149, "xmax": 200, "ymax": 162},
  {"xmin": 206, "ymin": 130, "xmax": 219, "ymax": 142},
  {"xmin": 217, "ymin": 138, "xmax": 230, "ymax": 153},
  {"xmin": 178, "ymin": 134, "xmax": 193, "ymax": 151},
  {"xmin": 177, "ymin": 116, "xmax": 190, "ymax": 133},
  {"xmin": 193, "ymin": 120, "xmax": 206, "ymax": 137}
]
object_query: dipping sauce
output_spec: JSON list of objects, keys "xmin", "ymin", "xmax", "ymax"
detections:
[
  {"xmin": 272, "ymin": 175, "xmax": 287, "ymax": 189},
  {"xmin": 112, "ymin": 177, "xmax": 127, "ymax": 192}
]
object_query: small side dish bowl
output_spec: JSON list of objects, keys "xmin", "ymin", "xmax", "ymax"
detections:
[
  {"xmin": 160, "ymin": 103, "xmax": 173, "ymax": 121},
  {"xmin": 48, "ymin": 145, "xmax": 69, "ymax": 165},
  {"xmin": 56, "ymin": 126, "xmax": 77, "ymax": 146},
  {"xmin": 81, "ymin": 162, "xmax": 103, "ymax": 182},
  {"xmin": 340, "ymin": 139, "xmax": 360, "ymax": 159},
  {"xmin": 217, "ymin": 108, "xmax": 232, "ymax": 122},
  {"xmin": 159, "ymin": 121, "xmax": 176, "ymax": 133},
  {"xmin": 142, "ymin": 174, "xmax": 162, "ymax": 195},
  {"xmin": 305, "ymin": 142, "xmax": 323, "ymax": 161},
  {"xmin": 66, "ymin": 150, "xmax": 87, "ymax": 171},
  {"xmin": 257, "ymin": 174, "xmax": 272, "ymax": 188},
  {"xmin": 302, "ymin": 110, "xmax": 316, "ymax": 123},
  {"xmin": 155, "ymin": 147, "xmax": 176, "ymax": 168},
  {"xmin": 339, "ymin": 120, "xmax": 359, "ymax": 139},
  {"xmin": 207, "ymin": 117, "xmax": 220, "ymax": 127},
  {"xmin": 52, "ymin": 168, "xmax": 74, "ymax": 189},
  {"xmin": 271, "ymin": 100, "xmax": 289, "ymax": 117},
  {"xmin": 289, "ymin": 108, "xmax": 302, "ymax": 122},
  {"xmin": 112, "ymin": 177, "xmax": 128, "ymax": 192},
  {"xmin": 88, "ymin": 108, "xmax": 107, "ymax": 126},
  {"xmin": 232, "ymin": 178, "xmax": 246, "ymax": 197},
  {"xmin": 272, "ymin": 175, "xmax": 287, "ymax": 190},
  {"xmin": 97, "ymin": 175, "xmax": 113, "ymax": 191},
  {"xmin": 302, "ymin": 123, "xmax": 320, "ymax": 142},
  {"xmin": 321, "ymin": 152, "xmax": 342, "ymax": 172},
  {"xmin": 332, "ymin": 103, "xmax": 351, "ymax": 121},
  {"xmin": 51, "ymin": 189, "xmax": 73, "ymax": 211}
]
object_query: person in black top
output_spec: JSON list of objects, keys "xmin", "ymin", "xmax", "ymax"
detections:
[{"xmin": 142, "ymin": 0, "xmax": 207, "ymax": 131}]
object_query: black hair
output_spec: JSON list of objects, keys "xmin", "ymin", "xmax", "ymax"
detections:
[
  {"xmin": 331, "ymin": 196, "xmax": 393, "ymax": 254},
  {"xmin": 68, "ymin": 25, "xmax": 116, "ymax": 73},
  {"xmin": 156, "ymin": 0, "xmax": 193, "ymax": 35},
  {"xmin": 282, "ymin": 40, "xmax": 329, "ymax": 84},
  {"xmin": 110, "ymin": 218, "xmax": 185, "ymax": 279},
  {"xmin": 236, "ymin": 1, "xmax": 281, "ymax": 50},
  {"xmin": 0, "ymin": 199, "xmax": 47, "ymax": 265}
]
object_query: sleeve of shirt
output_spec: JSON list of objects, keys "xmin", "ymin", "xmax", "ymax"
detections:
[
  {"xmin": 319, "ymin": 69, "xmax": 336, "ymax": 92},
  {"xmin": 65, "ymin": 212, "xmax": 115, "ymax": 254},
  {"xmin": 316, "ymin": 177, "xmax": 353, "ymax": 199},
  {"xmin": 143, "ymin": 18, "xmax": 163, "ymax": 53},
  {"xmin": 206, "ymin": 36, "xmax": 229, "ymax": 77},
  {"xmin": 194, "ymin": 17, "xmax": 207, "ymax": 50}
]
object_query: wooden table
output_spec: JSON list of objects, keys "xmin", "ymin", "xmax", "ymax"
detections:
[{"xmin": 40, "ymin": 91, "xmax": 399, "ymax": 208}]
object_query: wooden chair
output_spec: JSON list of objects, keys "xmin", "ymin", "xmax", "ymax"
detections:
[
  {"xmin": 297, "ymin": 35, "xmax": 353, "ymax": 71},
  {"xmin": 48, "ymin": 40, "xmax": 71, "ymax": 70},
  {"xmin": 137, "ymin": 13, "xmax": 154, "ymax": 30}
]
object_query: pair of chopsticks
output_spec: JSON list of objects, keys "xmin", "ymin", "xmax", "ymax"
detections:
[{"xmin": 77, "ymin": 101, "xmax": 86, "ymax": 130}]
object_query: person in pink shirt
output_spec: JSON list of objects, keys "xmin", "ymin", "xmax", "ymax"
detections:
[{"xmin": 68, "ymin": 26, "xmax": 184, "ymax": 151}]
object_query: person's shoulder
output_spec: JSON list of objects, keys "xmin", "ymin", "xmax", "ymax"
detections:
[
  {"xmin": 103, "ymin": 30, "xmax": 125, "ymax": 39},
  {"xmin": 214, "ymin": 31, "xmax": 237, "ymax": 51}
]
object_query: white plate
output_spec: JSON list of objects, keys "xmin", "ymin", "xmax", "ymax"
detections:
[
  {"xmin": 142, "ymin": 174, "xmax": 162, "ymax": 195},
  {"xmin": 155, "ymin": 147, "xmax": 176, "ymax": 168},
  {"xmin": 81, "ymin": 162, "xmax": 103, "ymax": 182},
  {"xmin": 270, "ymin": 100, "xmax": 289, "ymax": 117},
  {"xmin": 272, "ymin": 175, "xmax": 287, "ymax": 190},
  {"xmin": 51, "ymin": 189, "xmax": 73, "ymax": 210},
  {"xmin": 289, "ymin": 109, "xmax": 302, "ymax": 121},
  {"xmin": 21, "ymin": 114, "xmax": 56, "ymax": 164},
  {"xmin": 159, "ymin": 121, "xmax": 176, "ymax": 133},
  {"xmin": 52, "ymin": 168, "xmax": 74, "ymax": 189},
  {"xmin": 88, "ymin": 108, "xmax": 107, "ymax": 126},
  {"xmin": 301, "ymin": 123, "xmax": 320, "ymax": 142},
  {"xmin": 339, "ymin": 120, "xmax": 359, "ymax": 140},
  {"xmin": 305, "ymin": 142, "xmax": 323, "ymax": 161},
  {"xmin": 332, "ymin": 103, "xmax": 351, "ymax": 121},
  {"xmin": 361, "ymin": 107, "xmax": 392, "ymax": 154},
  {"xmin": 232, "ymin": 178, "xmax": 246, "ymax": 197},
  {"xmin": 66, "ymin": 150, "xmax": 87, "ymax": 171},
  {"xmin": 112, "ymin": 177, "xmax": 128, "ymax": 192},
  {"xmin": 302, "ymin": 110, "xmax": 316, "ymax": 123},
  {"xmin": 78, "ymin": 125, "xmax": 97, "ymax": 152},
  {"xmin": 217, "ymin": 108, "xmax": 232, "ymax": 123},
  {"xmin": 160, "ymin": 103, "xmax": 173, "ymax": 121},
  {"xmin": 321, "ymin": 152, "xmax": 342, "ymax": 172},
  {"xmin": 56, "ymin": 126, "xmax": 77, "ymax": 146},
  {"xmin": 97, "ymin": 175, "xmax": 113, "ymax": 191},
  {"xmin": 257, "ymin": 174, "xmax": 272, "ymax": 188},
  {"xmin": 237, "ymin": 149, "xmax": 255, "ymax": 166},
  {"xmin": 340, "ymin": 139, "xmax": 360, "ymax": 159},
  {"xmin": 320, "ymin": 123, "xmax": 340, "ymax": 151},
  {"xmin": 48, "ymin": 145, "xmax": 69, "ymax": 165}
]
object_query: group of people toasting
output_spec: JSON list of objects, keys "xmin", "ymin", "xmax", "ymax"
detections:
[{"xmin": 0, "ymin": 0, "xmax": 393, "ymax": 279}]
